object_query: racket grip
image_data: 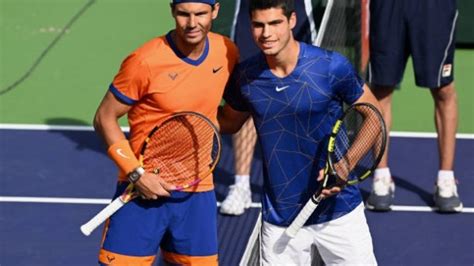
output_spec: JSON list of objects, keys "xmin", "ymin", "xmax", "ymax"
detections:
[
  {"xmin": 80, "ymin": 197, "xmax": 125, "ymax": 236},
  {"xmin": 285, "ymin": 196, "xmax": 321, "ymax": 238}
]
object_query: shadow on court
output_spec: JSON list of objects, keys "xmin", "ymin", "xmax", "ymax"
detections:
[{"xmin": 360, "ymin": 175, "xmax": 433, "ymax": 206}]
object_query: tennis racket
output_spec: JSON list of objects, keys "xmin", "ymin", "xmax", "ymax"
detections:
[
  {"xmin": 80, "ymin": 111, "xmax": 221, "ymax": 236},
  {"xmin": 285, "ymin": 103, "xmax": 387, "ymax": 238}
]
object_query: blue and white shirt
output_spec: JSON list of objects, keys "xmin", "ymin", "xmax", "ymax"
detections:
[{"xmin": 224, "ymin": 42, "xmax": 365, "ymax": 226}]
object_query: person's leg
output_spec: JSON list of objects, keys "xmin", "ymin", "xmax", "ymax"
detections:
[
  {"xmin": 430, "ymin": 82, "xmax": 463, "ymax": 212},
  {"xmin": 408, "ymin": 0, "xmax": 461, "ymax": 212},
  {"xmin": 366, "ymin": 0, "xmax": 408, "ymax": 211},
  {"xmin": 99, "ymin": 183, "xmax": 165, "ymax": 265},
  {"xmin": 234, "ymin": 117, "xmax": 257, "ymax": 179},
  {"xmin": 366, "ymin": 86, "xmax": 396, "ymax": 211},
  {"xmin": 311, "ymin": 204, "xmax": 377, "ymax": 265},
  {"xmin": 431, "ymin": 82, "xmax": 457, "ymax": 171},
  {"xmin": 261, "ymin": 221, "xmax": 313, "ymax": 265},
  {"xmin": 220, "ymin": 118, "xmax": 256, "ymax": 215},
  {"xmin": 161, "ymin": 191, "xmax": 219, "ymax": 265}
]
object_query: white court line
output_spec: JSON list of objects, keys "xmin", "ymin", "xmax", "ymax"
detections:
[
  {"xmin": 0, "ymin": 123, "xmax": 473, "ymax": 139},
  {"xmin": 386, "ymin": 205, "xmax": 474, "ymax": 213},
  {"xmin": 0, "ymin": 196, "xmax": 111, "ymax": 205},
  {"xmin": 390, "ymin": 131, "xmax": 474, "ymax": 139},
  {"xmin": 0, "ymin": 124, "xmax": 129, "ymax": 132},
  {"xmin": 1, "ymin": 196, "xmax": 473, "ymax": 213}
]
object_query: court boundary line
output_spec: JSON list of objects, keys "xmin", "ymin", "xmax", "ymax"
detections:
[
  {"xmin": 0, "ymin": 123, "xmax": 473, "ymax": 139},
  {"xmin": 1, "ymin": 196, "xmax": 473, "ymax": 213}
]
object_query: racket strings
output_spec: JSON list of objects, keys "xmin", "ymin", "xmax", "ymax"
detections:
[
  {"xmin": 332, "ymin": 105, "xmax": 385, "ymax": 183},
  {"xmin": 141, "ymin": 115, "xmax": 219, "ymax": 186}
]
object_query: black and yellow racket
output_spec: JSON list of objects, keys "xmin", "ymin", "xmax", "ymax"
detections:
[
  {"xmin": 80, "ymin": 112, "xmax": 221, "ymax": 236},
  {"xmin": 285, "ymin": 103, "xmax": 387, "ymax": 238}
]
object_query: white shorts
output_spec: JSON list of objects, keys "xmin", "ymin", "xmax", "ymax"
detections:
[{"xmin": 261, "ymin": 203, "xmax": 377, "ymax": 266}]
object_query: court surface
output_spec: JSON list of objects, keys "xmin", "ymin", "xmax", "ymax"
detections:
[
  {"xmin": 1, "ymin": 0, "xmax": 473, "ymax": 265},
  {"xmin": 0, "ymin": 127, "xmax": 473, "ymax": 265}
]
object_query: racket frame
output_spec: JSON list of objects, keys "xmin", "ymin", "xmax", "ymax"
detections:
[
  {"xmin": 285, "ymin": 102, "xmax": 387, "ymax": 238},
  {"xmin": 80, "ymin": 111, "xmax": 221, "ymax": 236}
]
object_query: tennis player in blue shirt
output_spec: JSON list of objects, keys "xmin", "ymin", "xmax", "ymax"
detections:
[
  {"xmin": 219, "ymin": 0, "xmax": 379, "ymax": 264},
  {"xmin": 219, "ymin": 0, "xmax": 320, "ymax": 217}
]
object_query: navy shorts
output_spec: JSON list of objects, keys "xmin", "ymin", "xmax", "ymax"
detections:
[
  {"xmin": 368, "ymin": 0, "xmax": 458, "ymax": 89},
  {"xmin": 99, "ymin": 183, "xmax": 218, "ymax": 265}
]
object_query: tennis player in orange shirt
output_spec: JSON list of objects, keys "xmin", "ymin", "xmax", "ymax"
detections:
[{"xmin": 92, "ymin": 0, "xmax": 238, "ymax": 265}]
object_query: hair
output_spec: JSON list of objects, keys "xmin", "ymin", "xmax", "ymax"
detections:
[{"xmin": 249, "ymin": 0, "xmax": 295, "ymax": 19}]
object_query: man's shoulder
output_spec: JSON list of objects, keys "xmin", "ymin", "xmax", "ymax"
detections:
[
  {"xmin": 207, "ymin": 32, "xmax": 239, "ymax": 63},
  {"xmin": 208, "ymin": 32, "xmax": 238, "ymax": 50},
  {"xmin": 208, "ymin": 31, "xmax": 231, "ymax": 42},
  {"xmin": 300, "ymin": 42, "xmax": 333, "ymax": 60},
  {"xmin": 137, "ymin": 35, "xmax": 167, "ymax": 51},
  {"xmin": 299, "ymin": 43, "xmax": 351, "ymax": 70},
  {"xmin": 127, "ymin": 35, "xmax": 168, "ymax": 61}
]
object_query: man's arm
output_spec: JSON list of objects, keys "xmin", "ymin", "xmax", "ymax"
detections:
[
  {"xmin": 94, "ymin": 91, "xmax": 174, "ymax": 199},
  {"xmin": 93, "ymin": 91, "xmax": 130, "ymax": 145},
  {"xmin": 218, "ymin": 104, "xmax": 251, "ymax": 134},
  {"xmin": 319, "ymin": 84, "xmax": 382, "ymax": 199}
]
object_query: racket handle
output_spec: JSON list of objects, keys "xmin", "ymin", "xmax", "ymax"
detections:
[
  {"xmin": 285, "ymin": 196, "xmax": 321, "ymax": 238},
  {"xmin": 80, "ymin": 197, "xmax": 125, "ymax": 236}
]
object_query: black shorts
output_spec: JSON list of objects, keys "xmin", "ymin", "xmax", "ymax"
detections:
[{"xmin": 367, "ymin": 0, "xmax": 458, "ymax": 88}]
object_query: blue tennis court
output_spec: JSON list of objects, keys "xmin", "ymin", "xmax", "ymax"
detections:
[{"xmin": 0, "ymin": 127, "xmax": 473, "ymax": 265}]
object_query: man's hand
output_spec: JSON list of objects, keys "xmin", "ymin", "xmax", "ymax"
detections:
[
  {"xmin": 134, "ymin": 173, "xmax": 176, "ymax": 199},
  {"xmin": 316, "ymin": 169, "xmax": 342, "ymax": 199}
]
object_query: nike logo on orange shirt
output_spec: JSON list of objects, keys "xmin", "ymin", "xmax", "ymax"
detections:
[
  {"xmin": 213, "ymin": 66, "xmax": 223, "ymax": 74},
  {"xmin": 116, "ymin": 148, "xmax": 130, "ymax": 159}
]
